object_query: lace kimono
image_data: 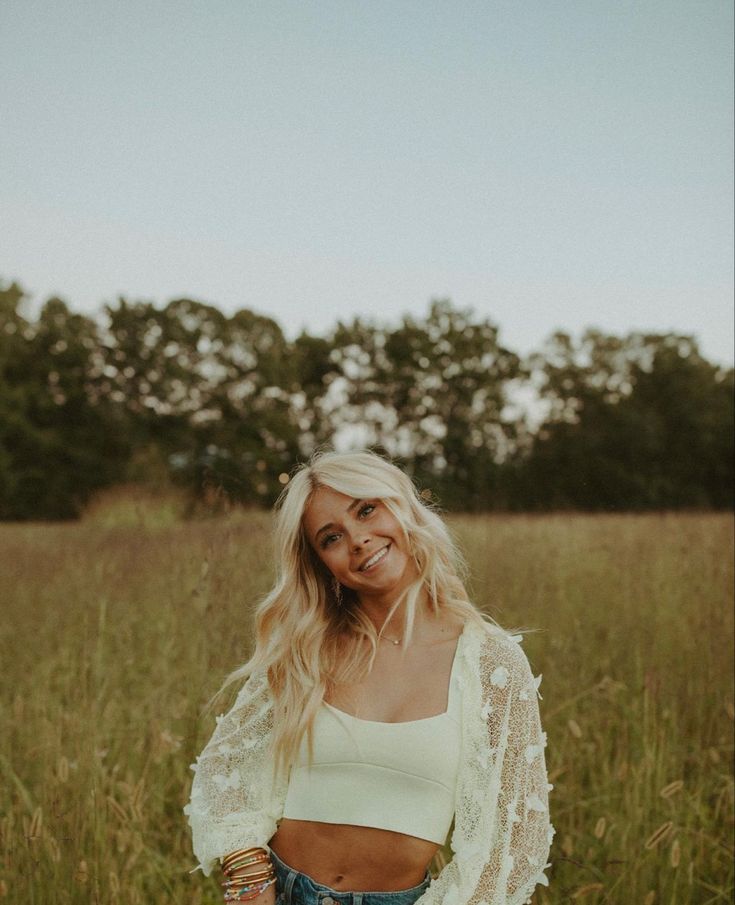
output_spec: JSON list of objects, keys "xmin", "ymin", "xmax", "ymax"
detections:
[{"xmin": 184, "ymin": 619, "xmax": 555, "ymax": 904}]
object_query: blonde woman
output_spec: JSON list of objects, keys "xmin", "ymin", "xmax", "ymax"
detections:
[{"xmin": 184, "ymin": 449, "xmax": 554, "ymax": 905}]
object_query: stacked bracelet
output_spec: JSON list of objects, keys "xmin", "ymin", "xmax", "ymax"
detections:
[
  {"xmin": 223, "ymin": 878, "xmax": 276, "ymax": 903},
  {"xmin": 221, "ymin": 847, "xmax": 276, "ymax": 902}
]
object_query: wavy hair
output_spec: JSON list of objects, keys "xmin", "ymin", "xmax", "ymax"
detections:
[{"xmin": 210, "ymin": 448, "xmax": 512, "ymax": 788}]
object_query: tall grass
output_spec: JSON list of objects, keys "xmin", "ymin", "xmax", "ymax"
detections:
[{"xmin": 0, "ymin": 492, "xmax": 732, "ymax": 903}]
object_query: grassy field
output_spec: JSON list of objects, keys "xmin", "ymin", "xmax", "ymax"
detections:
[{"xmin": 0, "ymin": 488, "xmax": 732, "ymax": 904}]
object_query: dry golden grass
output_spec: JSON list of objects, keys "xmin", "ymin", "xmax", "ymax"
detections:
[{"xmin": 0, "ymin": 492, "xmax": 732, "ymax": 903}]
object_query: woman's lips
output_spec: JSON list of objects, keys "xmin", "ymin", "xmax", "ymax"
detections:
[{"xmin": 359, "ymin": 543, "xmax": 390, "ymax": 572}]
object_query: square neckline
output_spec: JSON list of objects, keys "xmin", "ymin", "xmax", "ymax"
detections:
[{"xmin": 322, "ymin": 621, "xmax": 466, "ymax": 725}]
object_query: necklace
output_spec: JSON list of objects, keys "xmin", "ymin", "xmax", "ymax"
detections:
[{"xmin": 380, "ymin": 634, "xmax": 402, "ymax": 645}]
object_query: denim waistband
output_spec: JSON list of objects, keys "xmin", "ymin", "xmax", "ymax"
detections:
[{"xmin": 269, "ymin": 847, "xmax": 432, "ymax": 905}]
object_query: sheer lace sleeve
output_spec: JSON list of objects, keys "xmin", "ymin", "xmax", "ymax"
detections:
[
  {"xmin": 470, "ymin": 634, "xmax": 553, "ymax": 904},
  {"xmin": 183, "ymin": 667, "xmax": 282, "ymax": 877},
  {"xmin": 412, "ymin": 629, "xmax": 553, "ymax": 905}
]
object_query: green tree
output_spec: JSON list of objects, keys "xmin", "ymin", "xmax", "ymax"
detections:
[
  {"xmin": 520, "ymin": 330, "xmax": 734, "ymax": 510},
  {"xmin": 96, "ymin": 296, "xmax": 301, "ymax": 504},
  {"xmin": 0, "ymin": 283, "xmax": 129, "ymax": 519},
  {"xmin": 383, "ymin": 299, "xmax": 523, "ymax": 509},
  {"xmin": 320, "ymin": 299, "xmax": 523, "ymax": 509}
]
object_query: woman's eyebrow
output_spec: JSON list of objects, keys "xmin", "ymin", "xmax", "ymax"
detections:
[{"xmin": 314, "ymin": 498, "xmax": 364, "ymax": 540}]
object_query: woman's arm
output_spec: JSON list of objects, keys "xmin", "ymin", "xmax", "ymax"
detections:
[
  {"xmin": 184, "ymin": 667, "xmax": 282, "ymax": 881},
  {"xmin": 470, "ymin": 634, "xmax": 554, "ymax": 904},
  {"xmin": 410, "ymin": 632, "xmax": 553, "ymax": 905}
]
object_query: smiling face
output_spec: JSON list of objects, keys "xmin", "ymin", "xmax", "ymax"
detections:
[{"xmin": 302, "ymin": 485, "xmax": 417, "ymax": 605}]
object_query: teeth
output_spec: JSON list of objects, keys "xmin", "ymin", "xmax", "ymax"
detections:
[{"xmin": 361, "ymin": 546, "xmax": 388, "ymax": 571}]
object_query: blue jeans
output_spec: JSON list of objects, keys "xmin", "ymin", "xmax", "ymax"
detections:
[{"xmin": 269, "ymin": 847, "xmax": 432, "ymax": 905}]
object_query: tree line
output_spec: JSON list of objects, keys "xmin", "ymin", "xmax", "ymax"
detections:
[{"xmin": 0, "ymin": 278, "xmax": 732, "ymax": 520}]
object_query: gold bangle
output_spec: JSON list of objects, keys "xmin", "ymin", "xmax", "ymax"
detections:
[
  {"xmin": 222, "ymin": 847, "xmax": 268, "ymax": 870},
  {"xmin": 225, "ymin": 864, "xmax": 273, "ymax": 880},
  {"xmin": 221, "ymin": 871, "xmax": 275, "ymax": 889},
  {"xmin": 223, "ymin": 866, "xmax": 275, "ymax": 883},
  {"xmin": 223, "ymin": 865, "xmax": 275, "ymax": 881},
  {"xmin": 224, "ymin": 854, "xmax": 271, "ymax": 872},
  {"xmin": 222, "ymin": 855, "xmax": 270, "ymax": 874},
  {"xmin": 225, "ymin": 863, "xmax": 271, "ymax": 877}
]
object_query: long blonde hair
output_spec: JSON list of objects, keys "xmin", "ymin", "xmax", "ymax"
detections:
[{"xmin": 211, "ymin": 448, "xmax": 507, "ymax": 787}]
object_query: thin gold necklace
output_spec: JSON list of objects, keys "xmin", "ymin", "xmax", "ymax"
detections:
[{"xmin": 380, "ymin": 633, "xmax": 402, "ymax": 645}]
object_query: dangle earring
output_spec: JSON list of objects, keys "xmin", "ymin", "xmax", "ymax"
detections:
[{"xmin": 331, "ymin": 576, "xmax": 343, "ymax": 606}]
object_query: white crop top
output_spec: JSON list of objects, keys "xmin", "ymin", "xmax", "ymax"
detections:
[{"xmin": 282, "ymin": 637, "xmax": 463, "ymax": 845}]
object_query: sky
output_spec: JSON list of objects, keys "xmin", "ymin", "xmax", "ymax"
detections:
[{"xmin": 1, "ymin": 0, "xmax": 733, "ymax": 367}]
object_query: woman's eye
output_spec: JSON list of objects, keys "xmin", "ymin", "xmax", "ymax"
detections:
[
  {"xmin": 322, "ymin": 534, "xmax": 339, "ymax": 548},
  {"xmin": 359, "ymin": 503, "xmax": 376, "ymax": 518}
]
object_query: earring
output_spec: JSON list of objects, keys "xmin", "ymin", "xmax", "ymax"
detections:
[{"xmin": 331, "ymin": 576, "xmax": 343, "ymax": 606}]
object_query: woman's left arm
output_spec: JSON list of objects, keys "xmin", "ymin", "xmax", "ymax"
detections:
[
  {"xmin": 495, "ymin": 638, "xmax": 554, "ymax": 904},
  {"xmin": 412, "ymin": 634, "xmax": 554, "ymax": 905}
]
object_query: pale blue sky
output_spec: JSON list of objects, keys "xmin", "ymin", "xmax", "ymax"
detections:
[{"xmin": 1, "ymin": 0, "xmax": 733, "ymax": 365}]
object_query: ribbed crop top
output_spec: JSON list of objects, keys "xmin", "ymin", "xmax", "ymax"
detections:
[{"xmin": 282, "ymin": 635, "xmax": 463, "ymax": 845}]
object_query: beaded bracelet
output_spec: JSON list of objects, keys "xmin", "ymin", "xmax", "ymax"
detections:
[
  {"xmin": 223, "ymin": 875, "xmax": 276, "ymax": 902},
  {"xmin": 221, "ymin": 846, "xmax": 275, "ymax": 902}
]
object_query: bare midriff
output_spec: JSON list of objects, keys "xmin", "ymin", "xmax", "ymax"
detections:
[{"xmin": 268, "ymin": 818, "xmax": 440, "ymax": 891}]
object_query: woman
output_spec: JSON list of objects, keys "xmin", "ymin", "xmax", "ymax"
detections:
[{"xmin": 185, "ymin": 449, "xmax": 554, "ymax": 905}]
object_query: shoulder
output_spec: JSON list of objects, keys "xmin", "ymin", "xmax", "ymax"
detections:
[
  {"xmin": 465, "ymin": 616, "xmax": 523, "ymax": 651},
  {"xmin": 233, "ymin": 664, "xmax": 271, "ymax": 706},
  {"xmin": 467, "ymin": 620, "xmax": 536, "ymax": 687}
]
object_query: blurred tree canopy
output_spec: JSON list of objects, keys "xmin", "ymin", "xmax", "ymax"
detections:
[{"xmin": 0, "ymin": 277, "xmax": 732, "ymax": 519}]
